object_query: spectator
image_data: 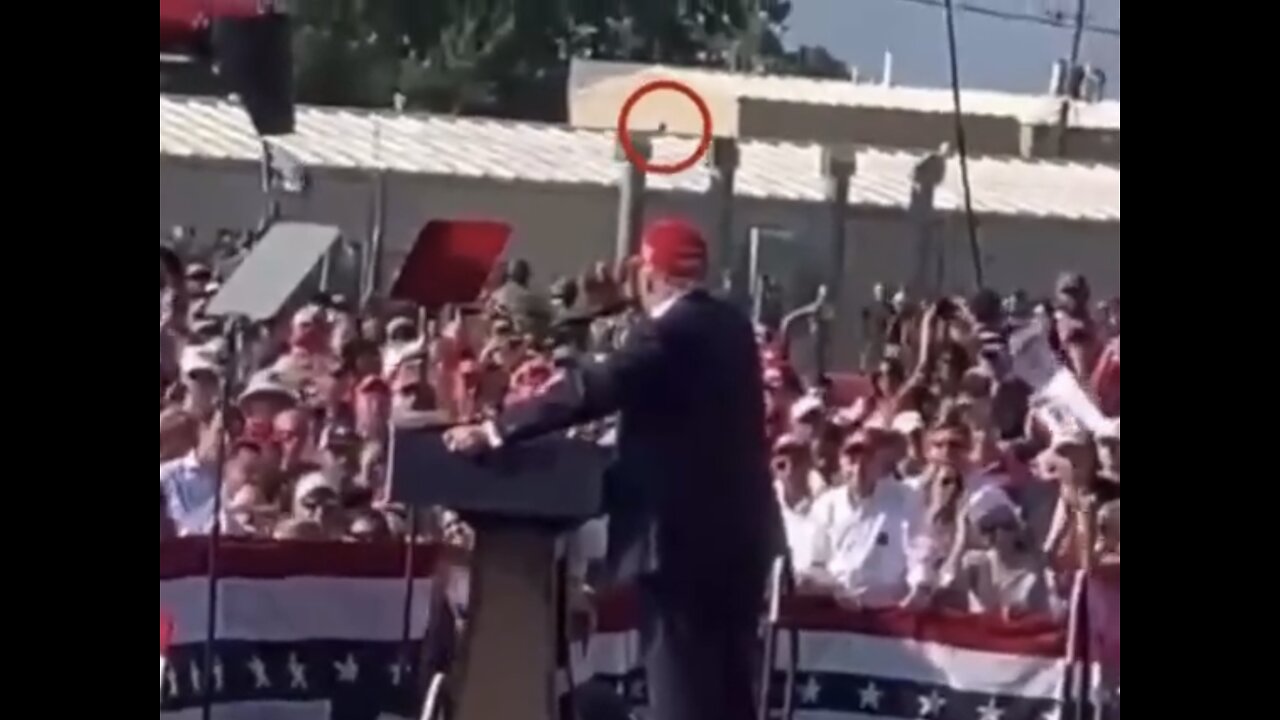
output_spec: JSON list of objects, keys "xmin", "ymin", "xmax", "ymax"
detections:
[
  {"xmin": 342, "ymin": 337, "xmax": 383, "ymax": 379},
  {"xmin": 226, "ymin": 481, "xmax": 276, "ymax": 538},
  {"xmin": 1043, "ymin": 432, "xmax": 1120, "ymax": 576},
  {"xmin": 291, "ymin": 471, "xmax": 346, "ymax": 538},
  {"xmin": 549, "ymin": 276, "xmax": 579, "ymax": 318},
  {"xmin": 160, "ymin": 411, "xmax": 220, "ymax": 535},
  {"xmin": 1091, "ymin": 331, "xmax": 1120, "ymax": 418},
  {"xmin": 1094, "ymin": 499, "xmax": 1120, "ymax": 566},
  {"xmin": 161, "ymin": 247, "xmax": 1120, "ymax": 675},
  {"xmin": 865, "ymin": 357, "xmax": 907, "ymax": 426},
  {"xmin": 789, "ymin": 391, "xmax": 826, "ymax": 444},
  {"xmin": 383, "ymin": 316, "xmax": 420, "ymax": 368},
  {"xmin": 274, "ymin": 305, "xmax": 341, "ymax": 400},
  {"xmin": 360, "ymin": 315, "xmax": 386, "ymax": 345},
  {"xmin": 353, "ymin": 439, "xmax": 387, "ymax": 500},
  {"xmin": 347, "ymin": 508, "xmax": 393, "ymax": 542},
  {"xmin": 762, "ymin": 365, "xmax": 800, "ymax": 440},
  {"xmin": 273, "ymin": 517, "xmax": 328, "ymax": 541},
  {"xmin": 239, "ymin": 372, "xmax": 299, "ymax": 441},
  {"xmin": 389, "ymin": 351, "xmax": 439, "ymax": 417},
  {"xmin": 944, "ymin": 485, "xmax": 1060, "ymax": 620},
  {"xmin": 1097, "ymin": 434, "xmax": 1120, "ymax": 483},
  {"xmin": 273, "ymin": 408, "xmax": 317, "ymax": 473},
  {"xmin": 1089, "ymin": 498, "xmax": 1121, "ymax": 696},
  {"xmin": 160, "ymin": 406, "xmax": 199, "ymax": 462},
  {"xmin": 181, "ymin": 338, "xmax": 224, "ymax": 422},
  {"xmin": 803, "ymin": 428, "xmax": 933, "ymax": 609},
  {"xmin": 354, "ymin": 375, "xmax": 393, "ymax": 441},
  {"xmin": 890, "ymin": 411, "xmax": 928, "ymax": 480},
  {"xmin": 490, "ymin": 259, "xmax": 551, "ymax": 336},
  {"xmin": 771, "ymin": 434, "xmax": 823, "ymax": 573},
  {"xmin": 320, "ymin": 423, "xmax": 361, "ymax": 489}
]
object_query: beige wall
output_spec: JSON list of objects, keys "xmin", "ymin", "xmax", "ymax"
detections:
[
  {"xmin": 569, "ymin": 79, "xmax": 740, "ymax": 138},
  {"xmin": 160, "ymin": 157, "xmax": 1118, "ymax": 367},
  {"xmin": 1020, "ymin": 124, "xmax": 1121, "ymax": 163},
  {"xmin": 568, "ymin": 89, "xmax": 1120, "ymax": 162},
  {"xmin": 738, "ymin": 100, "xmax": 1023, "ymax": 156}
]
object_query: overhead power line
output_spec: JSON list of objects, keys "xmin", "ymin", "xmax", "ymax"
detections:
[{"xmin": 885, "ymin": 0, "xmax": 1121, "ymax": 38}]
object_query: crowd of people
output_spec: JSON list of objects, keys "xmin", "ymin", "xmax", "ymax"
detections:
[{"xmin": 159, "ymin": 244, "xmax": 1120, "ymax": 686}]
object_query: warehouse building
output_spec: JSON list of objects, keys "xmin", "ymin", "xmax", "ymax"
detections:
[{"xmin": 160, "ymin": 95, "xmax": 1118, "ymax": 361}]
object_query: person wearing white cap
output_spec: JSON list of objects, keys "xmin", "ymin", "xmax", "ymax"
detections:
[
  {"xmin": 940, "ymin": 485, "xmax": 1060, "ymax": 620},
  {"xmin": 889, "ymin": 410, "xmax": 928, "ymax": 481},
  {"xmin": 179, "ymin": 342, "xmax": 223, "ymax": 423},
  {"xmin": 789, "ymin": 391, "xmax": 826, "ymax": 444},
  {"xmin": 382, "ymin": 316, "xmax": 426, "ymax": 373},
  {"xmin": 770, "ymin": 434, "xmax": 824, "ymax": 573},
  {"xmin": 273, "ymin": 304, "xmax": 341, "ymax": 396},
  {"xmin": 291, "ymin": 470, "xmax": 345, "ymax": 537},
  {"xmin": 239, "ymin": 371, "xmax": 299, "ymax": 413},
  {"xmin": 803, "ymin": 427, "xmax": 935, "ymax": 610}
]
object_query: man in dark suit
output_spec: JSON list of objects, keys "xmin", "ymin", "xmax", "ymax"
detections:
[{"xmin": 446, "ymin": 218, "xmax": 779, "ymax": 720}]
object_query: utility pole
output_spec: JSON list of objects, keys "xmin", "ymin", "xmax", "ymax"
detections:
[{"xmin": 1055, "ymin": 0, "xmax": 1090, "ymax": 157}]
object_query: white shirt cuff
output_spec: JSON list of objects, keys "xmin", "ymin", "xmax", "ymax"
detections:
[{"xmin": 482, "ymin": 420, "xmax": 504, "ymax": 449}]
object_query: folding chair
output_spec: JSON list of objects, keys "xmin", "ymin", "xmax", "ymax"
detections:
[{"xmin": 757, "ymin": 554, "xmax": 799, "ymax": 720}]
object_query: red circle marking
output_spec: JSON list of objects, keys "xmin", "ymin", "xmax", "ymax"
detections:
[{"xmin": 616, "ymin": 79, "xmax": 714, "ymax": 175}]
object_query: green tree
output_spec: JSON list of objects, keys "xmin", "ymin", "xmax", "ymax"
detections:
[{"xmin": 290, "ymin": 0, "xmax": 849, "ymax": 117}]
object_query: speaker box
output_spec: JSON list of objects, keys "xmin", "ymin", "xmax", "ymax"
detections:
[{"xmin": 212, "ymin": 13, "xmax": 295, "ymax": 136}]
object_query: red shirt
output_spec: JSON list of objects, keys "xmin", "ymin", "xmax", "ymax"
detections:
[{"xmin": 1091, "ymin": 337, "xmax": 1120, "ymax": 418}]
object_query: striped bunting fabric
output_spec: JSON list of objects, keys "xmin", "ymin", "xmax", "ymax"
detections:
[{"xmin": 161, "ymin": 540, "xmax": 1095, "ymax": 720}]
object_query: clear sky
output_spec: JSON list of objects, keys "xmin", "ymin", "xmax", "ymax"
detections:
[{"xmin": 785, "ymin": 0, "xmax": 1120, "ymax": 99}]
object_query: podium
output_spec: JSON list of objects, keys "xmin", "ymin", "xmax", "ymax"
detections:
[{"xmin": 389, "ymin": 429, "xmax": 609, "ymax": 720}]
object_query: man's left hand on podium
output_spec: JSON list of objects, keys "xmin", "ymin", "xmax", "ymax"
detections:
[{"xmin": 444, "ymin": 423, "xmax": 495, "ymax": 454}]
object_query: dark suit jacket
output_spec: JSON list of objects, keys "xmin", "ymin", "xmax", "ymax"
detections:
[{"xmin": 495, "ymin": 290, "xmax": 780, "ymax": 598}]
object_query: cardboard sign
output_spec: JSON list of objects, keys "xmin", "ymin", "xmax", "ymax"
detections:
[{"xmin": 1009, "ymin": 323, "xmax": 1118, "ymax": 439}]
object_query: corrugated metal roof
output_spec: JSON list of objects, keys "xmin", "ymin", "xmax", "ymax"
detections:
[
  {"xmin": 160, "ymin": 96, "xmax": 1119, "ymax": 222},
  {"xmin": 570, "ymin": 59, "xmax": 1120, "ymax": 131}
]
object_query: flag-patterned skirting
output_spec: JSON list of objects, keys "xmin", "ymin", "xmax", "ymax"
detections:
[{"xmin": 161, "ymin": 539, "xmax": 1108, "ymax": 720}]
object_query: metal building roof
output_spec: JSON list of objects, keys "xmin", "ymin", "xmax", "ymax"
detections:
[
  {"xmin": 160, "ymin": 96, "xmax": 1119, "ymax": 222},
  {"xmin": 570, "ymin": 59, "xmax": 1120, "ymax": 131}
]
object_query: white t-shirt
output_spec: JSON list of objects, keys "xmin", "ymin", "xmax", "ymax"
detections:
[
  {"xmin": 776, "ymin": 487, "xmax": 821, "ymax": 573},
  {"xmin": 808, "ymin": 479, "xmax": 933, "ymax": 608}
]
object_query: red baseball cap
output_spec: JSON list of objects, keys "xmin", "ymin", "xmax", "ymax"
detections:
[{"xmin": 641, "ymin": 218, "xmax": 708, "ymax": 280}]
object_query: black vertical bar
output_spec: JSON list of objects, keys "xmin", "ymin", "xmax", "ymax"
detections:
[
  {"xmin": 200, "ymin": 322, "xmax": 239, "ymax": 720},
  {"xmin": 399, "ymin": 511, "xmax": 421, "ymax": 671},
  {"xmin": 941, "ymin": 0, "xmax": 986, "ymax": 289}
]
